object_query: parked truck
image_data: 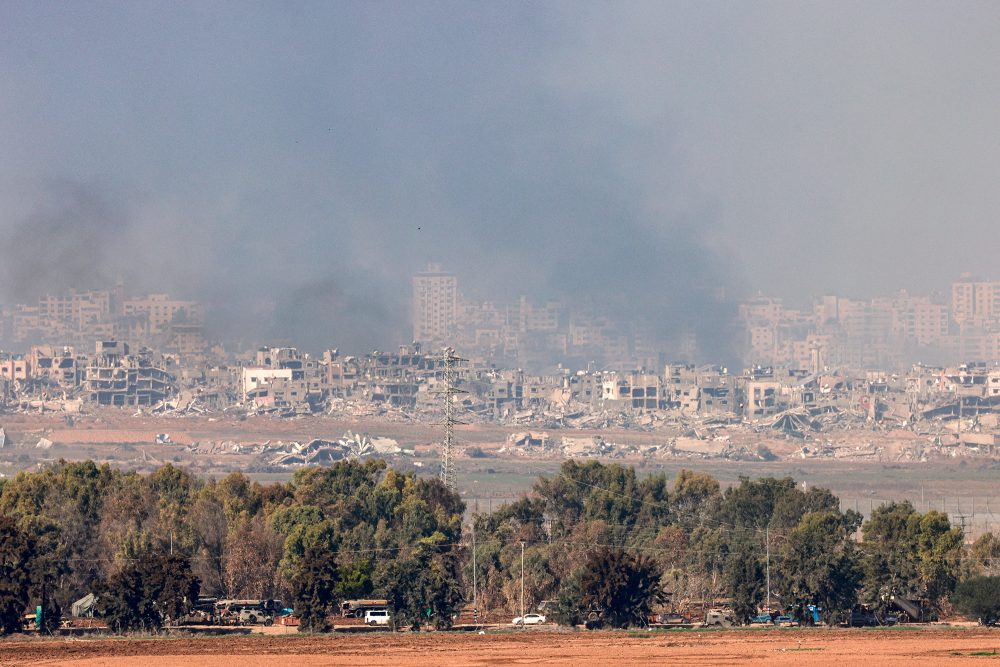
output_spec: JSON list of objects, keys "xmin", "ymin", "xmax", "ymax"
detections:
[
  {"xmin": 652, "ymin": 613, "xmax": 694, "ymax": 628},
  {"xmin": 845, "ymin": 607, "xmax": 879, "ymax": 627},
  {"xmin": 341, "ymin": 599, "xmax": 390, "ymax": 618},
  {"xmin": 704, "ymin": 609, "xmax": 735, "ymax": 627},
  {"xmin": 215, "ymin": 599, "xmax": 284, "ymax": 626},
  {"xmin": 889, "ymin": 596, "xmax": 937, "ymax": 623}
]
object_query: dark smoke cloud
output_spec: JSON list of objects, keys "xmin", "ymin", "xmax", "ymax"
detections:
[
  {"xmin": 0, "ymin": 4, "xmax": 743, "ymax": 363},
  {"xmin": 265, "ymin": 275, "xmax": 405, "ymax": 354},
  {"xmin": 5, "ymin": 3, "xmax": 995, "ymax": 365},
  {"xmin": 1, "ymin": 180, "xmax": 130, "ymax": 301}
]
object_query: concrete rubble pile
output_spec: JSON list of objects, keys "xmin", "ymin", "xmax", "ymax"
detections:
[
  {"xmin": 560, "ymin": 435, "xmax": 614, "ymax": 458},
  {"xmin": 149, "ymin": 388, "xmax": 233, "ymax": 416},
  {"xmin": 247, "ymin": 431, "xmax": 409, "ymax": 470},
  {"xmin": 4, "ymin": 341, "xmax": 1000, "ymax": 465}
]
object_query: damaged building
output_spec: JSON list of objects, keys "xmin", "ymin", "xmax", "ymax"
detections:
[
  {"xmin": 29, "ymin": 345, "xmax": 86, "ymax": 391},
  {"xmin": 85, "ymin": 341, "xmax": 175, "ymax": 406},
  {"xmin": 240, "ymin": 346, "xmax": 330, "ymax": 412}
]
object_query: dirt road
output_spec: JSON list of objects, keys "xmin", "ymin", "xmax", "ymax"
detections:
[{"xmin": 2, "ymin": 627, "xmax": 1000, "ymax": 666}]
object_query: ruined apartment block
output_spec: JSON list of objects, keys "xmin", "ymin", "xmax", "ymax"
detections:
[
  {"xmin": 29, "ymin": 345, "xmax": 86, "ymax": 390},
  {"xmin": 85, "ymin": 341, "xmax": 175, "ymax": 406},
  {"xmin": 241, "ymin": 346, "xmax": 327, "ymax": 411},
  {"xmin": 601, "ymin": 371, "xmax": 663, "ymax": 411}
]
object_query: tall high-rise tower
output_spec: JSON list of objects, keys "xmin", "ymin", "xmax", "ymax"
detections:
[{"xmin": 412, "ymin": 264, "xmax": 457, "ymax": 344}]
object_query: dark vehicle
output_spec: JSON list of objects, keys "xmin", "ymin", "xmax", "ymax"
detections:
[
  {"xmin": 178, "ymin": 596, "xmax": 218, "ymax": 625},
  {"xmin": 654, "ymin": 613, "xmax": 694, "ymax": 628},
  {"xmin": 889, "ymin": 597, "xmax": 937, "ymax": 623},
  {"xmin": 704, "ymin": 610, "xmax": 735, "ymax": 627},
  {"xmin": 341, "ymin": 599, "xmax": 390, "ymax": 618},
  {"xmin": 846, "ymin": 609, "xmax": 878, "ymax": 627},
  {"xmin": 215, "ymin": 599, "xmax": 283, "ymax": 626}
]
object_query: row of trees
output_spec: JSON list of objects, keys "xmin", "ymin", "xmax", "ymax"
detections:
[
  {"xmin": 0, "ymin": 458, "xmax": 998, "ymax": 633},
  {"xmin": 470, "ymin": 461, "xmax": 984, "ymax": 626},
  {"xmin": 0, "ymin": 459, "xmax": 464, "ymax": 632}
]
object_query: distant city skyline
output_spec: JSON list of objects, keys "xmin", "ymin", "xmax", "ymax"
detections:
[{"xmin": 7, "ymin": 268, "xmax": 1000, "ymax": 372}]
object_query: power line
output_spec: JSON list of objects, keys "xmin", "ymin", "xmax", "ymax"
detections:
[{"xmin": 437, "ymin": 347, "xmax": 466, "ymax": 492}]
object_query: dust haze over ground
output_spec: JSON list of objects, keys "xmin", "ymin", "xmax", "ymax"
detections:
[{"xmin": 3, "ymin": 3, "xmax": 1000, "ymax": 357}]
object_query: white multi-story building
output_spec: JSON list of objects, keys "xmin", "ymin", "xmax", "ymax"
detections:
[{"xmin": 412, "ymin": 264, "xmax": 457, "ymax": 345}]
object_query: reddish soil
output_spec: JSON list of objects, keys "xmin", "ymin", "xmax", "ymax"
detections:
[{"xmin": 2, "ymin": 627, "xmax": 1000, "ymax": 666}]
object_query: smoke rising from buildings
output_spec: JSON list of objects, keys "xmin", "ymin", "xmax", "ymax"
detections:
[
  {"xmin": 2, "ymin": 3, "xmax": 999, "ymax": 360},
  {"xmin": 0, "ymin": 180, "xmax": 131, "ymax": 301}
]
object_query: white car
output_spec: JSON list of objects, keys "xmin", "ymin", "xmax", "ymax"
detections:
[
  {"xmin": 365, "ymin": 609, "xmax": 391, "ymax": 626},
  {"xmin": 513, "ymin": 613, "xmax": 546, "ymax": 626}
]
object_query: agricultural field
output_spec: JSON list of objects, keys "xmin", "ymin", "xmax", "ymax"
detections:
[{"xmin": 2, "ymin": 627, "xmax": 1000, "ymax": 666}]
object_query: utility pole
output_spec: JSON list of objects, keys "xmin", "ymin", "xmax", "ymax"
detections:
[
  {"xmin": 765, "ymin": 526, "xmax": 770, "ymax": 612},
  {"xmin": 520, "ymin": 542, "xmax": 525, "ymax": 625},
  {"xmin": 958, "ymin": 393, "xmax": 963, "ymax": 438},
  {"xmin": 956, "ymin": 512, "xmax": 969, "ymax": 535},
  {"xmin": 472, "ymin": 522, "xmax": 478, "ymax": 625}
]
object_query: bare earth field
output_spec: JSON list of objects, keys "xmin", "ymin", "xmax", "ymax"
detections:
[{"xmin": 2, "ymin": 628, "xmax": 1000, "ymax": 667}]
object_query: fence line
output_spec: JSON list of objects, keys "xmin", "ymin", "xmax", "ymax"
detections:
[{"xmin": 839, "ymin": 496, "xmax": 1000, "ymax": 539}]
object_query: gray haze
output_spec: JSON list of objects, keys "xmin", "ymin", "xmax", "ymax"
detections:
[{"xmin": 3, "ymin": 2, "xmax": 1000, "ymax": 356}]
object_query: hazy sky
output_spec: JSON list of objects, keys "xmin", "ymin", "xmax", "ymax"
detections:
[{"xmin": 3, "ymin": 2, "xmax": 1000, "ymax": 351}]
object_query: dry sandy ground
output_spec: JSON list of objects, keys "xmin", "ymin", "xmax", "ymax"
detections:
[{"xmin": 3, "ymin": 627, "xmax": 1000, "ymax": 667}]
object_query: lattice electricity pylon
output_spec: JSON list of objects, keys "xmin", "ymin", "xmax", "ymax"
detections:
[{"xmin": 437, "ymin": 347, "xmax": 467, "ymax": 492}]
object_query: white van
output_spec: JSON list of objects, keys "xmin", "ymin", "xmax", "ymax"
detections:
[{"xmin": 364, "ymin": 609, "xmax": 390, "ymax": 626}]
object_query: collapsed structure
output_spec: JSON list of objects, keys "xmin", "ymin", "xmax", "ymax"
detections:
[{"xmin": 2, "ymin": 338, "xmax": 1000, "ymax": 459}]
